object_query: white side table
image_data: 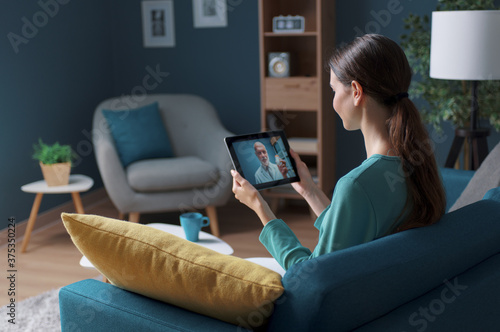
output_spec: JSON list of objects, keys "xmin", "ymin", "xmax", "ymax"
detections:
[
  {"xmin": 80, "ymin": 222, "xmax": 234, "ymax": 272},
  {"xmin": 21, "ymin": 174, "xmax": 93, "ymax": 253}
]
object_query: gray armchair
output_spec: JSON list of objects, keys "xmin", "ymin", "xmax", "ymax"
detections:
[
  {"xmin": 92, "ymin": 94, "xmax": 234, "ymax": 236},
  {"xmin": 449, "ymin": 140, "xmax": 500, "ymax": 212}
]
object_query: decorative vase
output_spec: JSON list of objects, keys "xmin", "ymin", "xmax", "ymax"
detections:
[{"xmin": 39, "ymin": 162, "xmax": 71, "ymax": 186}]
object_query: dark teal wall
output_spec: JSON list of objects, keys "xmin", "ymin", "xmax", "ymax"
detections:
[
  {"xmin": 109, "ymin": 0, "xmax": 260, "ymax": 134},
  {"xmin": 1, "ymin": 0, "xmax": 499, "ymax": 230},
  {"xmin": 0, "ymin": 0, "xmax": 113, "ymax": 230}
]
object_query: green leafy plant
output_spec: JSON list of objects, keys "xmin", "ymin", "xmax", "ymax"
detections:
[
  {"xmin": 32, "ymin": 139, "xmax": 76, "ymax": 165},
  {"xmin": 401, "ymin": 0, "xmax": 500, "ymax": 132}
]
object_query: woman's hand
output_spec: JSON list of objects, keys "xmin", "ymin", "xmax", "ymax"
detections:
[
  {"xmin": 231, "ymin": 170, "xmax": 276, "ymax": 225},
  {"xmin": 289, "ymin": 148, "xmax": 331, "ymax": 217},
  {"xmin": 231, "ymin": 169, "xmax": 261, "ymax": 211},
  {"xmin": 290, "ymin": 148, "xmax": 317, "ymax": 198}
]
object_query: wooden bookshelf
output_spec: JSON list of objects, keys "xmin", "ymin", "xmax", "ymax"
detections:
[{"xmin": 258, "ymin": 0, "xmax": 336, "ymax": 203}]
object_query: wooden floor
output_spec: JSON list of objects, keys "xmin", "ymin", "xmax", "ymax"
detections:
[{"xmin": 0, "ymin": 194, "xmax": 317, "ymax": 306}]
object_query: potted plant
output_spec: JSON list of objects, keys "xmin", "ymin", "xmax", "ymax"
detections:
[
  {"xmin": 400, "ymin": 0, "xmax": 500, "ymax": 133},
  {"xmin": 32, "ymin": 139, "xmax": 76, "ymax": 186}
]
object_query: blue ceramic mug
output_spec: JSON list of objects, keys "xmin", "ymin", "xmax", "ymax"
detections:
[{"xmin": 180, "ymin": 212, "xmax": 210, "ymax": 242}]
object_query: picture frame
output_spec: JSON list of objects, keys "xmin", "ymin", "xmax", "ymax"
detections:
[
  {"xmin": 192, "ymin": 0, "xmax": 227, "ymax": 28},
  {"xmin": 141, "ymin": 0, "xmax": 175, "ymax": 48}
]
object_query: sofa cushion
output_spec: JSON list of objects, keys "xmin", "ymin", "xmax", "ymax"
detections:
[
  {"xmin": 61, "ymin": 213, "xmax": 284, "ymax": 327},
  {"xmin": 102, "ymin": 102, "xmax": 173, "ymax": 168},
  {"xmin": 450, "ymin": 141, "xmax": 500, "ymax": 211},
  {"xmin": 126, "ymin": 156, "xmax": 219, "ymax": 192}
]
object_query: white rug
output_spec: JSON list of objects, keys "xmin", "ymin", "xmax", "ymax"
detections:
[{"xmin": 1, "ymin": 287, "xmax": 61, "ymax": 332}]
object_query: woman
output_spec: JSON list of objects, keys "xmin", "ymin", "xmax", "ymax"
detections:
[{"xmin": 231, "ymin": 34, "xmax": 446, "ymax": 270}]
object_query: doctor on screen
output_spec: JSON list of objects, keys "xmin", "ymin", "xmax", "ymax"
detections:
[{"xmin": 254, "ymin": 142, "xmax": 288, "ymax": 184}]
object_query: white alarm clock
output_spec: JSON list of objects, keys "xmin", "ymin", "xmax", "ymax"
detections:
[{"xmin": 272, "ymin": 15, "xmax": 305, "ymax": 33}]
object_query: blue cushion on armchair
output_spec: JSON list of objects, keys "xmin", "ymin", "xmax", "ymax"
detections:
[
  {"xmin": 484, "ymin": 187, "xmax": 500, "ymax": 202},
  {"xmin": 102, "ymin": 102, "xmax": 173, "ymax": 167}
]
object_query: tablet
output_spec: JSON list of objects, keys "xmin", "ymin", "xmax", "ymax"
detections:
[{"xmin": 225, "ymin": 130, "xmax": 300, "ymax": 190}]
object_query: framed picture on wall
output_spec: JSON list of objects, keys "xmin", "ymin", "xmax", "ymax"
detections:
[
  {"xmin": 141, "ymin": 0, "xmax": 175, "ymax": 47},
  {"xmin": 192, "ymin": 0, "xmax": 227, "ymax": 28}
]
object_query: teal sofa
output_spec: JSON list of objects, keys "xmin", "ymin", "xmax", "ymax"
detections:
[{"xmin": 59, "ymin": 170, "xmax": 500, "ymax": 331}]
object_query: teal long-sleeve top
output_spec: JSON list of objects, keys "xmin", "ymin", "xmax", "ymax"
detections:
[{"xmin": 259, "ymin": 154, "xmax": 409, "ymax": 270}]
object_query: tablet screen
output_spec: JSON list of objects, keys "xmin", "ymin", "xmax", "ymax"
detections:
[{"xmin": 225, "ymin": 130, "xmax": 300, "ymax": 190}]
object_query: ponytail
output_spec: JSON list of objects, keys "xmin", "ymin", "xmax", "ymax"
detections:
[{"xmin": 388, "ymin": 98, "xmax": 446, "ymax": 232}]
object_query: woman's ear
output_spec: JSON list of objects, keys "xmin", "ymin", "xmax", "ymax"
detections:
[{"xmin": 351, "ymin": 80, "xmax": 363, "ymax": 106}]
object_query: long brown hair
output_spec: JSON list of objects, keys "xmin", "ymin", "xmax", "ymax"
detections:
[{"xmin": 329, "ymin": 34, "xmax": 446, "ymax": 232}]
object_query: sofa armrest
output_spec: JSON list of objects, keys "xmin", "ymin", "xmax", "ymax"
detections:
[
  {"xmin": 439, "ymin": 167, "xmax": 475, "ymax": 211},
  {"xmin": 269, "ymin": 199, "xmax": 500, "ymax": 331},
  {"xmin": 59, "ymin": 279, "xmax": 249, "ymax": 332}
]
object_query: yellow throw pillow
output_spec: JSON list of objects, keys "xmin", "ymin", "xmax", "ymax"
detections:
[{"xmin": 61, "ymin": 213, "xmax": 284, "ymax": 327}]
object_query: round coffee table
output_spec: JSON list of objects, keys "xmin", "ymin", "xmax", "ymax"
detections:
[
  {"xmin": 21, "ymin": 174, "xmax": 93, "ymax": 253},
  {"xmin": 147, "ymin": 223, "xmax": 234, "ymax": 254},
  {"xmin": 80, "ymin": 222, "xmax": 234, "ymax": 271}
]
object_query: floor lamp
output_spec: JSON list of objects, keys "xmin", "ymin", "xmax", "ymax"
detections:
[{"xmin": 430, "ymin": 10, "xmax": 500, "ymax": 170}]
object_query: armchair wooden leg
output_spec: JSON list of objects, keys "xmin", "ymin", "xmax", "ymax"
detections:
[
  {"xmin": 129, "ymin": 212, "xmax": 140, "ymax": 223},
  {"xmin": 205, "ymin": 206, "xmax": 220, "ymax": 237}
]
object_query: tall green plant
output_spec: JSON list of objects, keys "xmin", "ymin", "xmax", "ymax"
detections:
[{"xmin": 401, "ymin": 0, "xmax": 500, "ymax": 132}]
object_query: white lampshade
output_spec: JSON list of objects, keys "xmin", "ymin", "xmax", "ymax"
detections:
[{"xmin": 430, "ymin": 10, "xmax": 500, "ymax": 80}]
